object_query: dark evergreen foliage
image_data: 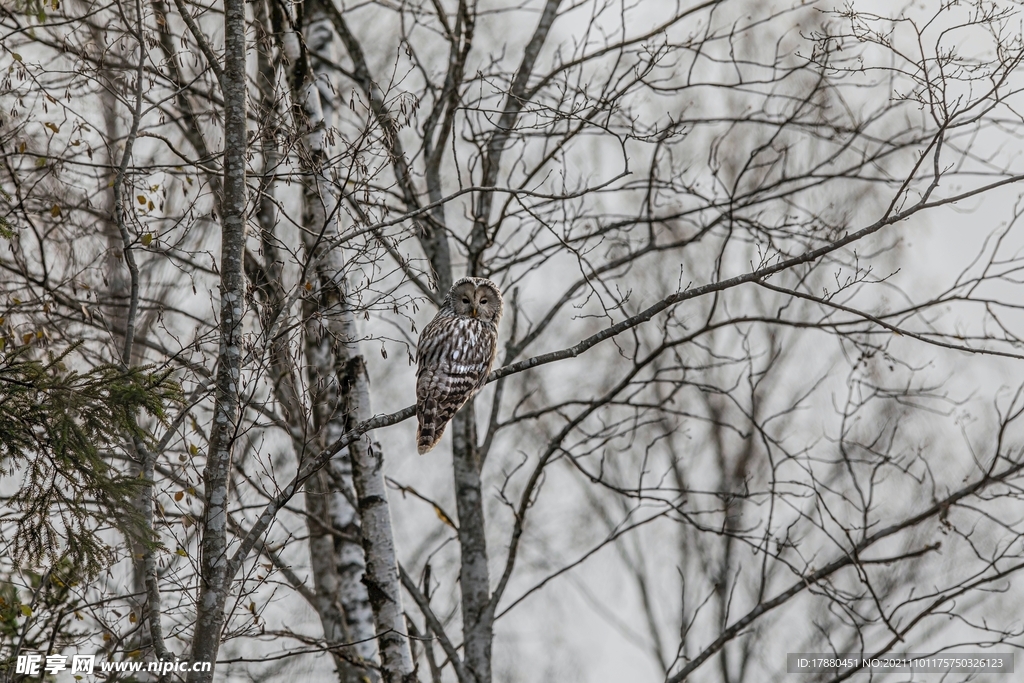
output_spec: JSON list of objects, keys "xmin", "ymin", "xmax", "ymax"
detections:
[{"xmin": 0, "ymin": 346, "xmax": 179, "ymax": 574}]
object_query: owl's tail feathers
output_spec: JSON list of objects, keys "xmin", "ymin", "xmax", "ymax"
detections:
[
  {"xmin": 417, "ymin": 401, "xmax": 446, "ymax": 454},
  {"xmin": 416, "ymin": 415, "xmax": 446, "ymax": 454},
  {"xmin": 417, "ymin": 394, "xmax": 467, "ymax": 453}
]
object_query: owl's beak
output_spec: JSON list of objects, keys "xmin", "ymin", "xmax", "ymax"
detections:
[{"xmin": 471, "ymin": 306, "xmax": 478, "ymax": 318}]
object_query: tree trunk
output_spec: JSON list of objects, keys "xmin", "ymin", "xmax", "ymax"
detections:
[
  {"xmin": 344, "ymin": 357, "xmax": 418, "ymax": 683},
  {"xmin": 186, "ymin": 0, "xmax": 247, "ymax": 675},
  {"xmin": 451, "ymin": 408, "xmax": 492, "ymax": 683},
  {"xmin": 271, "ymin": 1, "xmax": 414, "ymax": 679}
]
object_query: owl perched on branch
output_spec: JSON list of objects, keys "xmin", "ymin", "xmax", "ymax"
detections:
[{"xmin": 415, "ymin": 277, "xmax": 503, "ymax": 454}]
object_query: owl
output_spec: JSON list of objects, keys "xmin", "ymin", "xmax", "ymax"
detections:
[{"xmin": 415, "ymin": 277, "xmax": 503, "ymax": 454}]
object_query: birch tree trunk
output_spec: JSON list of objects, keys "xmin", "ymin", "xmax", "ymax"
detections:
[
  {"xmin": 186, "ymin": 0, "xmax": 247, "ymax": 676},
  {"xmin": 273, "ymin": 1, "xmax": 414, "ymax": 679},
  {"xmin": 302, "ymin": 8, "xmax": 380, "ymax": 678},
  {"xmin": 344, "ymin": 359, "xmax": 417, "ymax": 683},
  {"xmin": 253, "ymin": 4, "xmax": 377, "ymax": 680}
]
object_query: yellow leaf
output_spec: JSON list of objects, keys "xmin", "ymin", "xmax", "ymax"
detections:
[
  {"xmin": 147, "ymin": 200, "xmax": 154, "ymax": 211},
  {"xmin": 174, "ymin": 491, "xmax": 184, "ymax": 502},
  {"xmin": 141, "ymin": 233, "xmax": 153, "ymax": 246},
  {"xmin": 137, "ymin": 195, "xmax": 146, "ymax": 205},
  {"xmin": 102, "ymin": 632, "xmax": 111, "ymax": 641},
  {"xmin": 188, "ymin": 443, "xmax": 198, "ymax": 455},
  {"xmin": 44, "ymin": 122, "xmax": 59, "ymax": 134},
  {"xmin": 74, "ymin": 610, "xmax": 82, "ymax": 620},
  {"xmin": 18, "ymin": 141, "xmax": 26, "ymax": 153},
  {"xmin": 22, "ymin": 333, "xmax": 33, "ymax": 345},
  {"xmin": 304, "ymin": 282, "xmax": 313, "ymax": 291},
  {"xmin": 35, "ymin": 330, "xmax": 43, "ymax": 339},
  {"xmin": 0, "ymin": 317, "xmax": 5, "ymax": 325},
  {"xmin": 187, "ymin": 486, "xmax": 196, "ymax": 496},
  {"xmin": 19, "ymin": 604, "xmax": 32, "ymax": 617},
  {"xmin": 434, "ymin": 506, "xmax": 455, "ymax": 528},
  {"xmin": 128, "ymin": 649, "xmax": 141, "ymax": 658},
  {"xmin": 50, "ymin": 204, "xmax": 60, "ymax": 217},
  {"xmin": 176, "ymin": 548, "xmax": 187, "ymax": 557},
  {"xmin": 35, "ymin": 157, "xmax": 46, "ymax": 167},
  {"xmin": 128, "ymin": 612, "xmax": 137, "ymax": 623},
  {"xmin": 12, "ymin": 53, "xmax": 22, "ymax": 62}
]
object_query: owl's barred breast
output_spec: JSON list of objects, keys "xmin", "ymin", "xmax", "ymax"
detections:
[{"xmin": 417, "ymin": 315, "xmax": 497, "ymax": 390}]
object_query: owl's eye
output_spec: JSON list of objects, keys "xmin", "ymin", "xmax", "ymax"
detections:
[
  {"xmin": 480, "ymin": 298, "xmax": 488, "ymax": 305},
  {"xmin": 462, "ymin": 298, "xmax": 471, "ymax": 304}
]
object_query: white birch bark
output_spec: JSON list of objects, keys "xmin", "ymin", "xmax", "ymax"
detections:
[
  {"xmin": 342, "ymin": 359, "xmax": 417, "ymax": 683},
  {"xmin": 296, "ymin": 16, "xmax": 381, "ymax": 683},
  {"xmin": 254, "ymin": 22, "xmax": 374, "ymax": 677},
  {"xmin": 273, "ymin": 2, "xmax": 412, "ymax": 680}
]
